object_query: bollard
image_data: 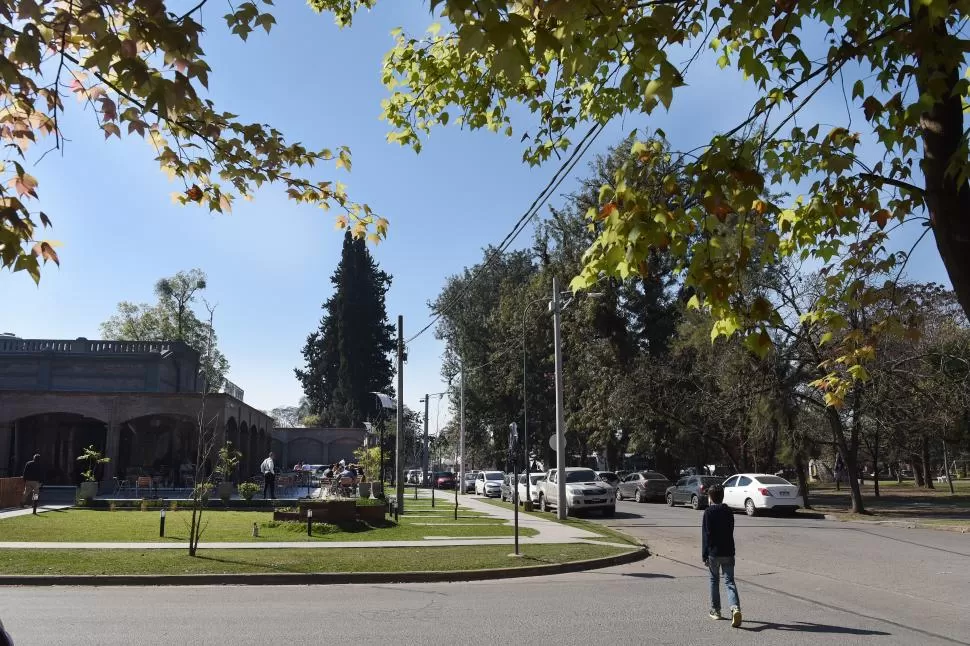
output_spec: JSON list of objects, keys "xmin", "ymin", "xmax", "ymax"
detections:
[
  {"xmin": 307, "ymin": 508, "xmax": 313, "ymax": 536},
  {"xmin": 252, "ymin": 521, "xmax": 259, "ymax": 538},
  {"xmin": 159, "ymin": 508, "xmax": 166, "ymax": 537},
  {"xmin": 32, "ymin": 491, "xmax": 39, "ymax": 515},
  {"xmin": 431, "ymin": 484, "xmax": 435, "ymax": 507}
]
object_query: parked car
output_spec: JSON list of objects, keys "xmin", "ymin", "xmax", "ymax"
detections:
[
  {"xmin": 518, "ymin": 472, "xmax": 546, "ymax": 505},
  {"xmin": 433, "ymin": 472, "xmax": 455, "ymax": 489},
  {"xmin": 500, "ymin": 473, "xmax": 517, "ymax": 502},
  {"xmin": 722, "ymin": 473, "xmax": 803, "ymax": 516},
  {"xmin": 616, "ymin": 471, "xmax": 671, "ymax": 503},
  {"xmin": 595, "ymin": 471, "xmax": 620, "ymax": 488},
  {"xmin": 665, "ymin": 475, "xmax": 724, "ymax": 509},
  {"xmin": 462, "ymin": 470, "xmax": 480, "ymax": 493},
  {"xmin": 537, "ymin": 467, "xmax": 615, "ymax": 516},
  {"xmin": 475, "ymin": 470, "xmax": 503, "ymax": 497},
  {"xmin": 406, "ymin": 469, "xmax": 421, "ymax": 484}
]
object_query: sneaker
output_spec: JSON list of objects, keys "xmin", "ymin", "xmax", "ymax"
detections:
[
  {"xmin": 731, "ymin": 607, "xmax": 742, "ymax": 628},
  {"xmin": 708, "ymin": 609, "xmax": 721, "ymax": 620}
]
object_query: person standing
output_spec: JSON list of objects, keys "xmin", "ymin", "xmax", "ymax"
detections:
[
  {"xmin": 260, "ymin": 451, "xmax": 276, "ymax": 499},
  {"xmin": 834, "ymin": 452, "xmax": 845, "ymax": 492},
  {"xmin": 21, "ymin": 454, "xmax": 43, "ymax": 510},
  {"xmin": 702, "ymin": 484, "xmax": 742, "ymax": 628}
]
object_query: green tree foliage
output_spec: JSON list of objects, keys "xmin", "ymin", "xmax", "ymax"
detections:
[
  {"xmin": 0, "ymin": 1, "xmax": 383, "ymax": 283},
  {"xmin": 296, "ymin": 231, "xmax": 394, "ymax": 428},
  {"xmin": 310, "ymin": 0, "xmax": 970, "ymax": 401},
  {"xmin": 100, "ymin": 267, "xmax": 229, "ymax": 392}
]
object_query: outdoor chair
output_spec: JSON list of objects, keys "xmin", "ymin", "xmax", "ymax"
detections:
[{"xmin": 135, "ymin": 475, "xmax": 153, "ymax": 498}]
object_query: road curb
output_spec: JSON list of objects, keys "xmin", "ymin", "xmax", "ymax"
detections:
[{"xmin": 0, "ymin": 545, "xmax": 648, "ymax": 587}]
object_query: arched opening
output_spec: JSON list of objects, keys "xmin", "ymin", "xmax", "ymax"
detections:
[
  {"xmin": 118, "ymin": 414, "xmax": 199, "ymax": 487},
  {"xmin": 239, "ymin": 421, "xmax": 251, "ymax": 478},
  {"xmin": 10, "ymin": 413, "xmax": 107, "ymax": 485},
  {"xmin": 225, "ymin": 417, "xmax": 239, "ymax": 481}
]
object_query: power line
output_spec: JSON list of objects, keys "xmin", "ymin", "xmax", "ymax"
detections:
[{"xmin": 405, "ymin": 121, "xmax": 607, "ymax": 346}]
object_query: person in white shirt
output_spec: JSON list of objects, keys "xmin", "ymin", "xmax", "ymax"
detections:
[{"xmin": 260, "ymin": 452, "xmax": 276, "ymax": 499}]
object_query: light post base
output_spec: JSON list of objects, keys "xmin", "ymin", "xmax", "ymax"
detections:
[{"xmin": 507, "ymin": 552, "xmax": 524, "ymax": 558}]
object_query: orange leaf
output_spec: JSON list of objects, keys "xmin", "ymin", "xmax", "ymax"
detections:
[
  {"xmin": 871, "ymin": 209, "xmax": 890, "ymax": 230},
  {"xmin": 597, "ymin": 202, "xmax": 617, "ymax": 221},
  {"xmin": 185, "ymin": 185, "xmax": 204, "ymax": 202}
]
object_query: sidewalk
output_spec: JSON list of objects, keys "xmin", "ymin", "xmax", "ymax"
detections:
[{"xmin": 0, "ymin": 505, "xmax": 72, "ymax": 519}]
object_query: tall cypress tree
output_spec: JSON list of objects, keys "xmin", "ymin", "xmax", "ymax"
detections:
[{"xmin": 295, "ymin": 232, "xmax": 395, "ymax": 427}]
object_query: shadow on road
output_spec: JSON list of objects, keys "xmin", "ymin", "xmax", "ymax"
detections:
[
  {"xmin": 739, "ymin": 621, "xmax": 890, "ymax": 636},
  {"xmin": 619, "ymin": 572, "xmax": 674, "ymax": 580}
]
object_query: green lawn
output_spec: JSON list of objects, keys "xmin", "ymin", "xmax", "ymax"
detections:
[
  {"xmin": 0, "ymin": 544, "xmax": 633, "ymax": 575},
  {"xmin": 808, "ymin": 480, "xmax": 970, "ymax": 520},
  {"xmin": 0, "ymin": 510, "xmax": 536, "ymax": 543}
]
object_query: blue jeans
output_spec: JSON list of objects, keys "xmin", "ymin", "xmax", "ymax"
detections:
[{"xmin": 708, "ymin": 556, "xmax": 740, "ymax": 611}]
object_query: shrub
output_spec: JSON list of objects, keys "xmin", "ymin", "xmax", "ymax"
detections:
[{"xmin": 238, "ymin": 482, "xmax": 260, "ymax": 501}]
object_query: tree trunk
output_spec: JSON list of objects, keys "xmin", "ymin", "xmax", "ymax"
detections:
[
  {"xmin": 912, "ymin": 2, "xmax": 970, "ymax": 317},
  {"xmin": 921, "ymin": 436, "xmax": 935, "ymax": 489},
  {"xmin": 942, "ymin": 439, "xmax": 955, "ymax": 495},
  {"xmin": 872, "ymin": 426, "xmax": 880, "ymax": 498},
  {"xmin": 826, "ymin": 408, "xmax": 866, "ymax": 513},
  {"xmin": 794, "ymin": 449, "xmax": 811, "ymax": 510}
]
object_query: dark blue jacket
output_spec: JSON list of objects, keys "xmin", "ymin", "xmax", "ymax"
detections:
[{"xmin": 702, "ymin": 503, "xmax": 735, "ymax": 561}]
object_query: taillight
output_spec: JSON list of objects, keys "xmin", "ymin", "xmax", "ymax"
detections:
[
  {"xmin": 699, "ymin": 485, "xmax": 706, "ymax": 493},
  {"xmin": 758, "ymin": 487, "xmax": 772, "ymax": 496}
]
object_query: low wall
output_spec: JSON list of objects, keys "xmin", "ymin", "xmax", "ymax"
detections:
[{"xmin": 0, "ymin": 477, "xmax": 24, "ymax": 507}]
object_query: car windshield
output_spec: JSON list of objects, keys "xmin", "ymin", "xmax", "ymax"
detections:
[
  {"xmin": 530, "ymin": 475, "xmax": 544, "ymax": 484},
  {"xmin": 641, "ymin": 472, "xmax": 669, "ymax": 481},
  {"xmin": 565, "ymin": 470, "xmax": 598, "ymax": 483},
  {"xmin": 756, "ymin": 475, "xmax": 792, "ymax": 485},
  {"xmin": 598, "ymin": 472, "xmax": 617, "ymax": 480},
  {"xmin": 700, "ymin": 477, "xmax": 723, "ymax": 486},
  {"xmin": 485, "ymin": 472, "xmax": 503, "ymax": 480},
  {"xmin": 436, "ymin": 472, "xmax": 453, "ymax": 478}
]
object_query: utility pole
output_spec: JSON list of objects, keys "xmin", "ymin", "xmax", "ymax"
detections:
[
  {"xmin": 459, "ymin": 359, "xmax": 465, "ymax": 495},
  {"xmin": 423, "ymin": 394, "xmax": 430, "ymax": 485},
  {"xmin": 552, "ymin": 276, "xmax": 567, "ymax": 520},
  {"xmin": 396, "ymin": 315, "xmax": 405, "ymax": 513}
]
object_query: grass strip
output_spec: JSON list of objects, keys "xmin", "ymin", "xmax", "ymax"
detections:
[
  {"xmin": 0, "ymin": 544, "xmax": 633, "ymax": 575},
  {"xmin": 0, "ymin": 510, "xmax": 534, "ymax": 543},
  {"xmin": 477, "ymin": 498, "xmax": 641, "ymax": 546}
]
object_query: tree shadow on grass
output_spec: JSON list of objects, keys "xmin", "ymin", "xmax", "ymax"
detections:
[
  {"xmin": 192, "ymin": 554, "xmax": 305, "ymax": 574},
  {"xmin": 739, "ymin": 621, "xmax": 890, "ymax": 636}
]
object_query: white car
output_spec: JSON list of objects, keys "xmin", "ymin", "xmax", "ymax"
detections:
[
  {"xmin": 517, "ymin": 472, "xmax": 546, "ymax": 505},
  {"xmin": 538, "ymin": 467, "xmax": 615, "ymax": 516},
  {"xmin": 722, "ymin": 473, "xmax": 803, "ymax": 516},
  {"xmin": 475, "ymin": 470, "xmax": 503, "ymax": 497}
]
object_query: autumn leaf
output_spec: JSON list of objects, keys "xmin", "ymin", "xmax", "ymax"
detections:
[
  {"xmin": 871, "ymin": 209, "xmax": 890, "ymax": 230},
  {"xmin": 10, "ymin": 173, "xmax": 38, "ymax": 198},
  {"xmin": 186, "ymin": 185, "xmax": 204, "ymax": 202},
  {"xmin": 597, "ymin": 202, "xmax": 617, "ymax": 221}
]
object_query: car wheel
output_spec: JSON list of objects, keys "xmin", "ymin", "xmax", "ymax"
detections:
[
  {"xmin": 635, "ymin": 490, "xmax": 643, "ymax": 503},
  {"xmin": 602, "ymin": 505, "xmax": 615, "ymax": 517},
  {"xmin": 539, "ymin": 494, "xmax": 548, "ymax": 513},
  {"xmin": 745, "ymin": 498, "xmax": 758, "ymax": 516},
  {"xmin": 665, "ymin": 493, "xmax": 674, "ymax": 506},
  {"xmin": 691, "ymin": 495, "xmax": 700, "ymax": 510}
]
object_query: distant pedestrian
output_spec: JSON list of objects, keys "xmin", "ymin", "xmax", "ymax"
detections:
[
  {"xmin": 834, "ymin": 452, "xmax": 845, "ymax": 491},
  {"xmin": 702, "ymin": 484, "xmax": 742, "ymax": 628},
  {"xmin": 21, "ymin": 454, "xmax": 42, "ymax": 510},
  {"xmin": 260, "ymin": 451, "xmax": 276, "ymax": 499}
]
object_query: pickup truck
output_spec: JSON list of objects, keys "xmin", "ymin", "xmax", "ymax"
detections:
[{"xmin": 537, "ymin": 467, "xmax": 615, "ymax": 516}]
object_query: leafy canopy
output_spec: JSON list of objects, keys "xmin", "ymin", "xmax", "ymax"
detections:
[
  {"xmin": 309, "ymin": 0, "xmax": 970, "ymax": 404},
  {"xmin": 0, "ymin": 0, "xmax": 385, "ymax": 283}
]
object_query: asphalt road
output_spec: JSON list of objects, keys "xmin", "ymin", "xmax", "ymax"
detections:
[{"xmin": 0, "ymin": 499, "xmax": 967, "ymax": 646}]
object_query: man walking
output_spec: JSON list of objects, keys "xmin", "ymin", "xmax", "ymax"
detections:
[
  {"xmin": 21, "ymin": 453, "xmax": 42, "ymax": 511},
  {"xmin": 260, "ymin": 451, "xmax": 276, "ymax": 499},
  {"xmin": 702, "ymin": 484, "xmax": 742, "ymax": 627}
]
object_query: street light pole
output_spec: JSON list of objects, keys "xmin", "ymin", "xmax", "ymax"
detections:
[
  {"xmin": 552, "ymin": 276, "xmax": 567, "ymax": 521},
  {"xmin": 396, "ymin": 315, "xmax": 405, "ymax": 513},
  {"xmin": 422, "ymin": 394, "xmax": 430, "ymax": 487},
  {"xmin": 459, "ymin": 358, "xmax": 465, "ymax": 495}
]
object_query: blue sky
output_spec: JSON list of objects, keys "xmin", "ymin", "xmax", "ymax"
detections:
[{"xmin": 2, "ymin": 2, "xmax": 951, "ymax": 422}]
